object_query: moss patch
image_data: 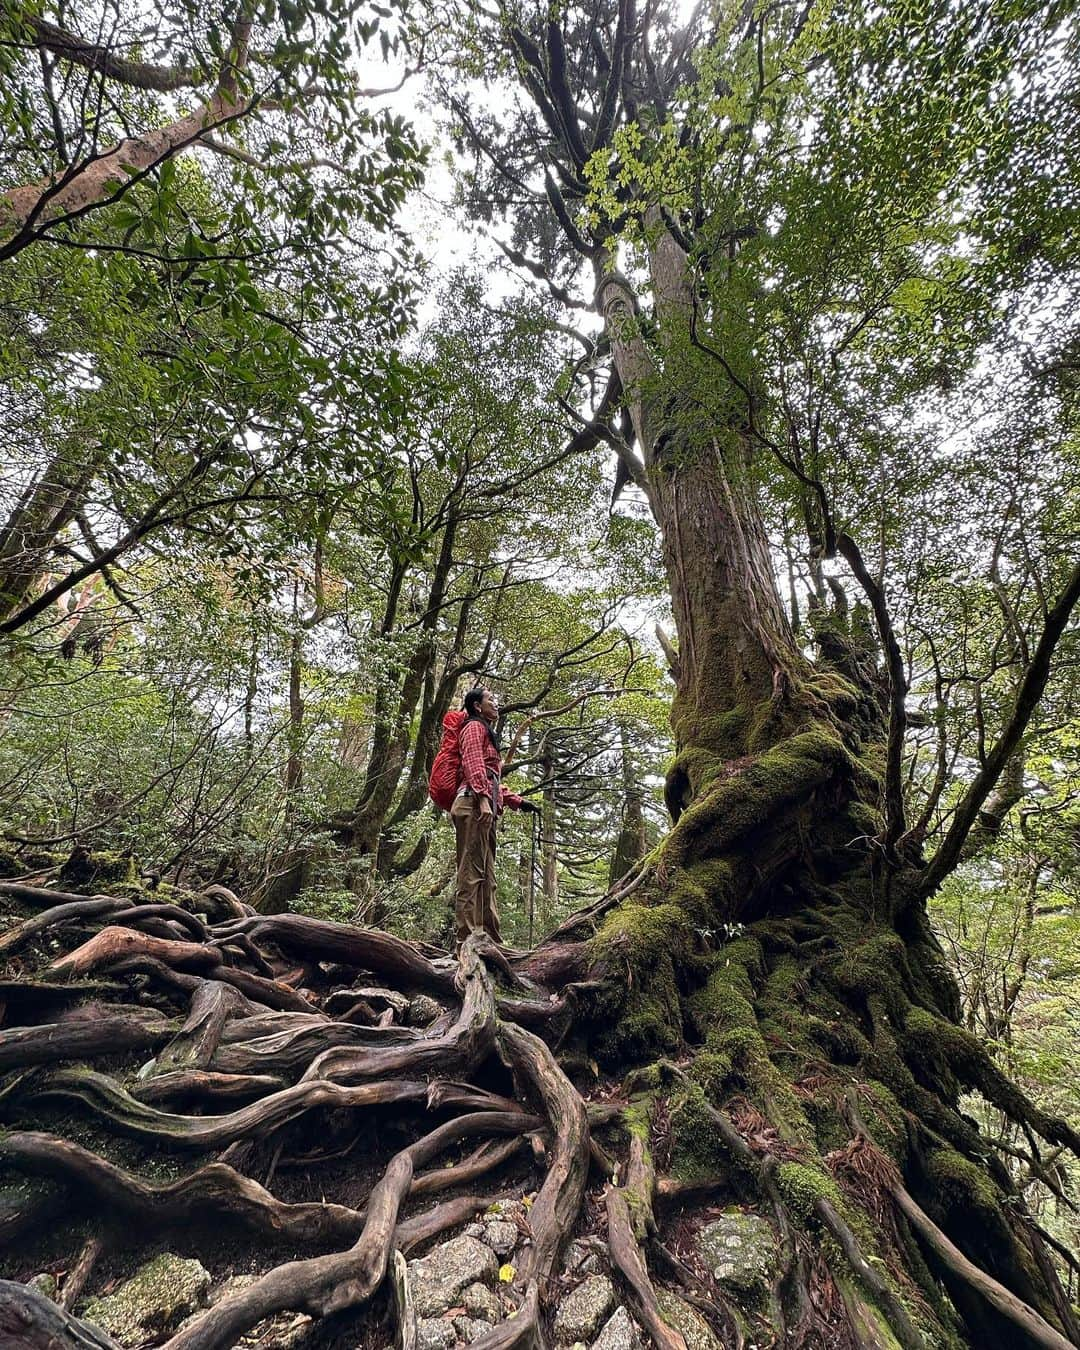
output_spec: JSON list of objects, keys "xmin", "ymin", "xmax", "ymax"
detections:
[{"xmin": 774, "ymin": 1162, "xmax": 844, "ymax": 1222}]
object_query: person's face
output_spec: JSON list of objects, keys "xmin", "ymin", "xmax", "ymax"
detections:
[{"xmin": 479, "ymin": 689, "xmax": 498, "ymax": 721}]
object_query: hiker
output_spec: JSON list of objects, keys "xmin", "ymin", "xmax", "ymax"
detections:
[{"xmin": 443, "ymin": 686, "xmax": 538, "ymax": 945}]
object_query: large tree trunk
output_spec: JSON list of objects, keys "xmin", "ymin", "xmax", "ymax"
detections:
[{"xmin": 578, "ymin": 223, "xmax": 1080, "ymax": 1349}]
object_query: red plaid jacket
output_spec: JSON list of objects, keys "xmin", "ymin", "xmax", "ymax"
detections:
[{"xmin": 459, "ymin": 719, "xmax": 524, "ymax": 812}]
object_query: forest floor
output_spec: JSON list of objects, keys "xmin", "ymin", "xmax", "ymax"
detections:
[{"xmin": 0, "ymin": 873, "xmax": 735, "ymax": 1350}]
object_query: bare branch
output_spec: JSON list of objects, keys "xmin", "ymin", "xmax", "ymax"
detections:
[{"xmin": 920, "ymin": 559, "xmax": 1080, "ymax": 898}]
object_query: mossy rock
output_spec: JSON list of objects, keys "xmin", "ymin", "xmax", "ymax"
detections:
[
  {"xmin": 82, "ymin": 1252, "xmax": 211, "ymax": 1344},
  {"xmin": 695, "ymin": 1209, "xmax": 778, "ymax": 1294},
  {"xmin": 654, "ymin": 1289, "xmax": 723, "ymax": 1350}
]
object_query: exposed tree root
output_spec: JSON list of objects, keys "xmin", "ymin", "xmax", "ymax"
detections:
[
  {"xmin": 58, "ymin": 1236, "xmax": 103, "ymax": 1313},
  {"xmin": 0, "ymin": 1009, "xmax": 174, "ymax": 1069},
  {"xmin": 1, "ymin": 874, "xmax": 1077, "ymax": 1350},
  {"xmin": 0, "ymin": 1131, "xmax": 369, "ymax": 1245},
  {"xmin": 606, "ymin": 1188, "xmax": 686, "ymax": 1350},
  {"xmin": 890, "ymin": 1184, "xmax": 1076, "ymax": 1350},
  {"xmin": 0, "ymin": 1278, "xmax": 121, "ymax": 1348}
]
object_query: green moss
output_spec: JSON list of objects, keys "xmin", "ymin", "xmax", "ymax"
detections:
[
  {"xmin": 833, "ymin": 932, "xmax": 910, "ymax": 1019},
  {"xmin": 925, "ymin": 1148, "xmax": 1000, "ymax": 1214},
  {"xmin": 832, "ymin": 1273, "xmax": 908, "ymax": 1350},
  {"xmin": 673, "ymin": 709, "xmax": 750, "ymax": 757},
  {"xmin": 807, "ymin": 1014, "xmax": 871, "ymax": 1064},
  {"xmin": 687, "ymin": 1049, "xmax": 734, "ymax": 1100},
  {"xmin": 844, "ymin": 800, "xmax": 881, "ymax": 839},
  {"xmin": 623, "ymin": 1063, "xmax": 665, "ymax": 1095},
  {"xmin": 684, "ymin": 951, "xmax": 811, "ymax": 1142},
  {"xmin": 863, "ymin": 1081, "xmax": 907, "ymax": 1152},
  {"xmin": 761, "ymin": 957, "xmax": 808, "ymax": 1008},
  {"xmin": 774, "ymin": 1162, "xmax": 844, "ymax": 1221},
  {"xmin": 804, "ymin": 670, "xmax": 862, "ymax": 715},
  {"xmin": 670, "ymin": 1082, "xmax": 730, "ymax": 1180},
  {"xmin": 667, "ymin": 725, "xmax": 856, "ymax": 867},
  {"xmin": 669, "ymin": 746, "xmax": 727, "ymax": 799},
  {"xmin": 586, "ymin": 902, "xmax": 694, "ymax": 1061},
  {"xmin": 685, "ymin": 953, "xmax": 759, "ymax": 1042},
  {"xmin": 905, "ymin": 1007, "xmax": 986, "ymax": 1075},
  {"xmin": 802, "ymin": 1093, "xmax": 850, "ymax": 1155},
  {"xmin": 623, "ymin": 1097, "xmax": 653, "ymax": 1142}
]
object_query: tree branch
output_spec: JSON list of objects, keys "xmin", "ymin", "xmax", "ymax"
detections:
[
  {"xmin": 834, "ymin": 532, "xmax": 907, "ymax": 851},
  {"xmin": 920, "ymin": 559, "xmax": 1080, "ymax": 898},
  {"xmin": 24, "ymin": 18, "xmax": 203, "ymax": 91}
]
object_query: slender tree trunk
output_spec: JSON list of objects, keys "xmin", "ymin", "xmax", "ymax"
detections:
[
  {"xmin": 378, "ymin": 571, "xmax": 479, "ymax": 878},
  {"xmin": 596, "ymin": 232, "xmax": 801, "ymax": 736},
  {"xmin": 540, "ymin": 743, "xmax": 557, "ymax": 929},
  {"xmin": 262, "ymin": 620, "xmax": 306, "ymax": 913},
  {"xmin": 609, "ymin": 725, "xmax": 647, "ymax": 888},
  {"xmin": 351, "ymin": 507, "xmax": 460, "ymax": 863},
  {"xmin": 0, "ymin": 442, "xmax": 102, "ymax": 622}
]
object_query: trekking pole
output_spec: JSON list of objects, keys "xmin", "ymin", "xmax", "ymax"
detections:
[{"xmin": 528, "ymin": 809, "xmax": 537, "ymax": 948}]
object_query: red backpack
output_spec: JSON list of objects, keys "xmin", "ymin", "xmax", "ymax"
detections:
[{"xmin": 428, "ymin": 710, "xmax": 468, "ymax": 811}]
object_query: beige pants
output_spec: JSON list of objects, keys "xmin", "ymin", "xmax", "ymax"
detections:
[{"xmin": 450, "ymin": 793, "xmax": 500, "ymax": 944}]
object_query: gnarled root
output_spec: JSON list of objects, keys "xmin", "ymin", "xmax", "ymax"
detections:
[{"xmin": 2, "ymin": 870, "xmax": 1077, "ymax": 1350}]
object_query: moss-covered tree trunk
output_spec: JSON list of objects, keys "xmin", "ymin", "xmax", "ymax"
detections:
[{"xmin": 574, "ymin": 223, "xmax": 1080, "ymax": 1349}]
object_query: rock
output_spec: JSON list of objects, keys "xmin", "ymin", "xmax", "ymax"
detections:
[
  {"xmin": 593, "ymin": 1307, "xmax": 642, "ymax": 1350},
  {"xmin": 416, "ymin": 1317, "xmax": 457, "ymax": 1350},
  {"xmin": 453, "ymin": 1314, "xmax": 495, "ymax": 1343},
  {"xmin": 28, "ymin": 1273, "xmax": 59, "ymax": 1302},
  {"xmin": 237, "ymin": 1311, "xmax": 312, "ymax": 1348},
  {"xmin": 463, "ymin": 1282, "xmax": 500, "ymax": 1322},
  {"xmin": 407, "ymin": 1236, "xmax": 499, "ymax": 1317},
  {"xmin": 464, "ymin": 1223, "xmax": 485, "ymax": 1239},
  {"xmin": 654, "ymin": 1290, "xmax": 722, "ymax": 1350},
  {"xmin": 484, "ymin": 1198, "xmax": 525, "ymax": 1225},
  {"xmin": 407, "ymin": 994, "xmax": 443, "ymax": 1027},
  {"xmin": 565, "ymin": 1238, "xmax": 605, "ymax": 1277},
  {"xmin": 695, "ymin": 1210, "xmax": 778, "ymax": 1293},
  {"xmin": 565, "ymin": 1241, "xmax": 588, "ymax": 1271},
  {"xmin": 481, "ymin": 1220, "xmax": 518, "ymax": 1257},
  {"xmin": 82, "ymin": 1252, "xmax": 211, "ymax": 1344},
  {"xmin": 552, "ymin": 1274, "xmax": 616, "ymax": 1344},
  {"xmin": 215, "ymin": 1274, "xmax": 258, "ymax": 1300}
]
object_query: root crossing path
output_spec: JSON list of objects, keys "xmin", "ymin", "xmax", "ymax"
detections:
[{"xmin": 0, "ymin": 878, "xmax": 1076, "ymax": 1350}]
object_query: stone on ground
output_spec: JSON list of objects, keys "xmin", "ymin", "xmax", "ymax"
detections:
[
  {"xmin": 552, "ymin": 1274, "xmax": 616, "ymax": 1344},
  {"xmin": 481, "ymin": 1219, "xmax": 518, "ymax": 1257},
  {"xmin": 408, "ymin": 1236, "xmax": 499, "ymax": 1317},
  {"xmin": 654, "ymin": 1289, "xmax": 723, "ymax": 1350},
  {"xmin": 82, "ymin": 1252, "xmax": 211, "ymax": 1345},
  {"xmin": 462, "ymin": 1282, "xmax": 501, "ymax": 1322},
  {"xmin": 565, "ymin": 1238, "xmax": 605, "ymax": 1277},
  {"xmin": 695, "ymin": 1209, "xmax": 778, "ymax": 1292},
  {"xmin": 454, "ymin": 1314, "xmax": 496, "ymax": 1342},
  {"xmin": 593, "ymin": 1305, "xmax": 643, "ymax": 1350},
  {"xmin": 27, "ymin": 1272, "xmax": 58, "ymax": 1301},
  {"xmin": 407, "ymin": 994, "xmax": 443, "ymax": 1026},
  {"xmin": 416, "ymin": 1316, "xmax": 457, "ymax": 1350}
]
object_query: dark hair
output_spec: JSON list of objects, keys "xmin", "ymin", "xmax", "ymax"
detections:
[{"xmin": 463, "ymin": 687, "xmax": 487, "ymax": 717}]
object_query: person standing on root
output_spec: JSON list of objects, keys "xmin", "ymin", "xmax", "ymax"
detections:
[{"xmin": 451, "ymin": 686, "xmax": 538, "ymax": 945}]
